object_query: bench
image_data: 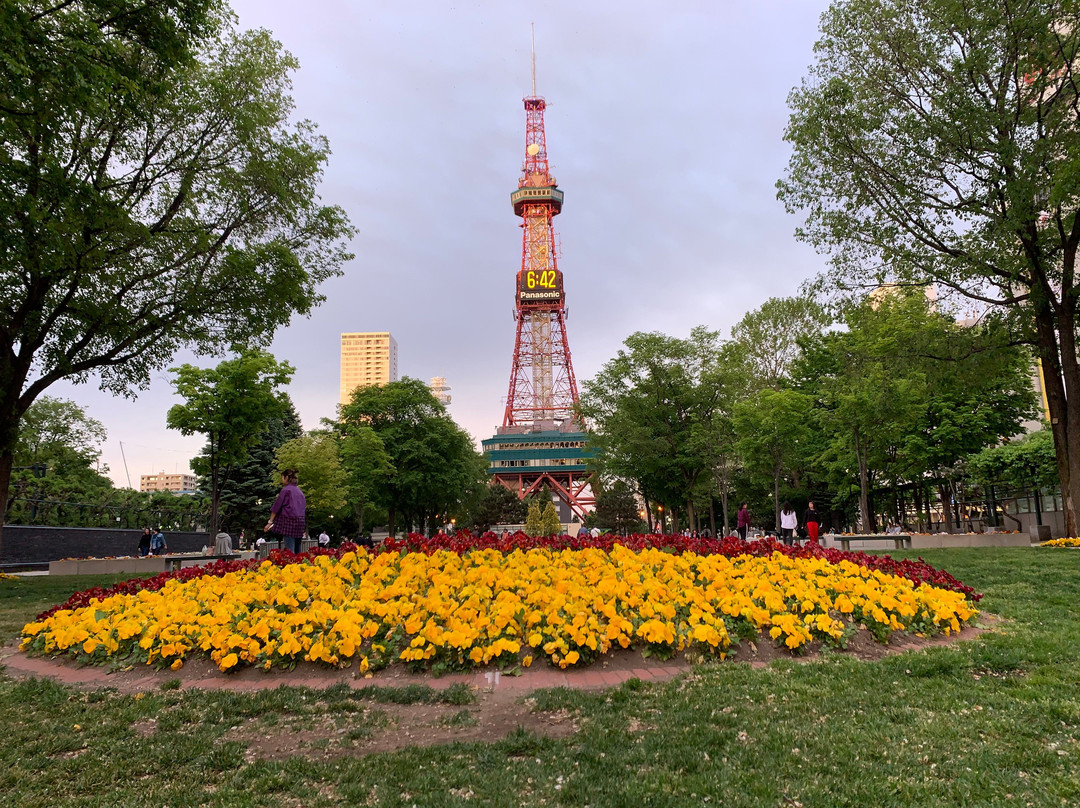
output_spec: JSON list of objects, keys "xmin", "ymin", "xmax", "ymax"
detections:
[
  {"xmin": 827, "ymin": 533, "xmax": 912, "ymax": 551},
  {"xmin": 162, "ymin": 553, "xmax": 242, "ymax": 571}
]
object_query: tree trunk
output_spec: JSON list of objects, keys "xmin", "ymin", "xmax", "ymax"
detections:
[
  {"xmin": 720, "ymin": 488, "xmax": 730, "ymax": 534},
  {"xmin": 774, "ymin": 469, "xmax": 781, "ymax": 531},
  {"xmin": 937, "ymin": 481, "xmax": 955, "ymax": 533},
  {"xmin": 210, "ymin": 465, "xmax": 220, "ymax": 537},
  {"xmin": 356, "ymin": 500, "xmax": 365, "ymax": 536},
  {"xmin": 387, "ymin": 505, "xmax": 396, "ymax": 539},
  {"xmin": 1034, "ymin": 291, "xmax": 1078, "ymax": 535},
  {"xmin": 855, "ymin": 437, "xmax": 871, "ymax": 533},
  {"xmin": 644, "ymin": 499, "xmax": 654, "ymax": 533},
  {"xmin": 0, "ymin": 447, "xmax": 12, "ymax": 555},
  {"xmin": 709, "ymin": 498, "xmax": 716, "ymax": 537}
]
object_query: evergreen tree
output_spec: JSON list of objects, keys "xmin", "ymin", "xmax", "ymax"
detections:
[
  {"xmin": 540, "ymin": 501, "xmax": 563, "ymax": 537},
  {"xmin": 217, "ymin": 401, "xmax": 303, "ymax": 540},
  {"xmin": 590, "ymin": 481, "xmax": 646, "ymax": 535},
  {"xmin": 524, "ymin": 501, "xmax": 543, "ymax": 537},
  {"xmin": 467, "ymin": 484, "xmax": 528, "ymax": 532}
]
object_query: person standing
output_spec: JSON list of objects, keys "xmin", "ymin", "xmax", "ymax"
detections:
[
  {"xmin": 780, "ymin": 502, "xmax": 798, "ymax": 545},
  {"xmin": 736, "ymin": 502, "xmax": 750, "ymax": 541},
  {"xmin": 318, "ymin": 529, "xmax": 330, "ymax": 548},
  {"xmin": 150, "ymin": 528, "xmax": 167, "ymax": 555},
  {"xmin": 138, "ymin": 527, "xmax": 152, "ymax": 557},
  {"xmin": 265, "ymin": 468, "xmax": 307, "ymax": 554},
  {"xmin": 804, "ymin": 501, "xmax": 821, "ymax": 544}
]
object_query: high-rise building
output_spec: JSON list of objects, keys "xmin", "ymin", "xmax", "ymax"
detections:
[
  {"xmin": 429, "ymin": 376, "xmax": 452, "ymax": 406},
  {"xmin": 140, "ymin": 471, "xmax": 198, "ymax": 494},
  {"xmin": 340, "ymin": 332, "xmax": 398, "ymax": 406}
]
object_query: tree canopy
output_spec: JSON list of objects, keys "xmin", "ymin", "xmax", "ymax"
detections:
[
  {"xmin": 0, "ymin": 1, "xmax": 354, "ymax": 547},
  {"xmin": 778, "ymin": 0, "xmax": 1080, "ymax": 531},
  {"xmin": 217, "ymin": 400, "xmax": 303, "ymax": 540},
  {"xmin": 167, "ymin": 349, "xmax": 294, "ymax": 534},
  {"xmin": 339, "ymin": 378, "xmax": 484, "ymax": 537},
  {"xmin": 579, "ymin": 327, "xmax": 734, "ymax": 532}
]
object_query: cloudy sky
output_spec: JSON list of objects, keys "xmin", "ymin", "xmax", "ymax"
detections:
[{"xmin": 51, "ymin": 0, "xmax": 835, "ymax": 487}]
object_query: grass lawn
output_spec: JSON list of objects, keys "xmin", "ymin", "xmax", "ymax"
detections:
[{"xmin": 1, "ymin": 548, "xmax": 1078, "ymax": 807}]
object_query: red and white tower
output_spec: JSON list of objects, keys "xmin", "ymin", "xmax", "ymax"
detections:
[
  {"xmin": 503, "ymin": 95, "xmax": 578, "ymax": 427},
  {"xmin": 483, "ymin": 52, "xmax": 594, "ymax": 521}
]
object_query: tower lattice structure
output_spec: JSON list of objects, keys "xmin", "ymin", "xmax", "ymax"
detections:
[
  {"xmin": 503, "ymin": 95, "xmax": 579, "ymax": 428},
  {"xmin": 485, "ymin": 88, "xmax": 594, "ymax": 521}
]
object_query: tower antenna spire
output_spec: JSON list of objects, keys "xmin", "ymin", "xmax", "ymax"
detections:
[{"xmin": 530, "ymin": 22, "xmax": 536, "ymax": 96}]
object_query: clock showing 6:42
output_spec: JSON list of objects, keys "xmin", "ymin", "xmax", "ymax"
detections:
[
  {"xmin": 519, "ymin": 268, "xmax": 563, "ymax": 302},
  {"xmin": 526, "ymin": 270, "xmax": 558, "ymax": 289}
]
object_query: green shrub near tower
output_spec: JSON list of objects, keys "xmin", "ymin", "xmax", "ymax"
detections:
[
  {"xmin": 540, "ymin": 501, "xmax": 562, "ymax": 536},
  {"xmin": 524, "ymin": 502, "xmax": 543, "ymax": 537}
]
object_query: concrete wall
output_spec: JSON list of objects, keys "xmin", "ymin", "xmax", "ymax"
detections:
[{"xmin": 0, "ymin": 525, "xmax": 212, "ymax": 565}]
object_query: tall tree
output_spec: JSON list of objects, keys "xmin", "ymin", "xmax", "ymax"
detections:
[
  {"xmin": 273, "ymin": 432, "xmax": 346, "ymax": 531},
  {"xmin": 730, "ymin": 297, "xmax": 828, "ymax": 392},
  {"xmin": 339, "ymin": 378, "xmax": 483, "ymax": 537},
  {"xmin": 8, "ymin": 396, "xmax": 113, "ymax": 522},
  {"xmin": 733, "ymin": 388, "xmax": 815, "ymax": 531},
  {"xmin": 969, "ymin": 429, "xmax": 1058, "ymax": 528},
  {"xmin": 0, "ymin": 1, "xmax": 354, "ymax": 549},
  {"xmin": 778, "ymin": 0, "xmax": 1080, "ymax": 532},
  {"xmin": 588, "ymin": 480, "xmax": 647, "ymax": 535},
  {"xmin": 465, "ymin": 483, "xmax": 529, "ymax": 532},
  {"xmin": 167, "ymin": 349, "xmax": 293, "ymax": 534},
  {"xmin": 580, "ymin": 327, "xmax": 732, "ymax": 531},
  {"xmin": 217, "ymin": 401, "xmax": 303, "ymax": 539},
  {"xmin": 803, "ymin": 290, "xmax": 1036, "ymax": 532},
  {"xmin": 15, "ymin": 396, "xmax": 107, "ymax": 476},
  {"xmin": 338, "ymin": 425, "xmax": 393, "ymax": 537}
]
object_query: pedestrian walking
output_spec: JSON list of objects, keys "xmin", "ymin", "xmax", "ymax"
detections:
[
  {"xmin": 138, "ymin": 527, "xmax": 152, "ymax": 557},
  {"xmin": 150, "ymin": 528, "xmax": 167, "ymax": 555}
]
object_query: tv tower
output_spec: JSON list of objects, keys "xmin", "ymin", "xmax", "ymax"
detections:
[{"xmin": 483, "ymin": 31, "xmax": 594, "ymax": 521}]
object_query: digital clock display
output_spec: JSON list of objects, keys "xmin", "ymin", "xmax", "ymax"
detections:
[{"xmin": 518, "ymin": 268, "xmax": 563, "ymax": 303}]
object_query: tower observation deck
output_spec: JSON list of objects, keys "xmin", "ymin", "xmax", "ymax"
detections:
[{"xmin": 482, "ymin": 84, "xmax": 595, "ymax": 521}]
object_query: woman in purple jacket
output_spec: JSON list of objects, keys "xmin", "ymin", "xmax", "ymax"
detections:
[
  {"xmin": 265, "ymin": 468, "xmax": 307, "ymax": 554},
  {"xmin": 736, "ymin": 502, "xmax": 750, "ymax": 541}
]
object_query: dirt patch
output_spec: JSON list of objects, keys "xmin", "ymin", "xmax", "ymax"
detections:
[{"xmin": 223, "ymin": 688, "xmax": 577, "ymax": 761}]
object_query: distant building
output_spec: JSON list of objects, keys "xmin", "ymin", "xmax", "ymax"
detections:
[
  {"xmin": 429, "ymin": 376, "xmax": 452, "ymax": 406},
  {"xmin": 340, "ymin": 332, "xmax": 399, "ymax": 406},
  {"xmin": 140, "ymin": 471, "xmax": 197, "ymax": 494}
]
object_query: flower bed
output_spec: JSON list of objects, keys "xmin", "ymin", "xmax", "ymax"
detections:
[
  {"xmin": 1040, "ymin": 537, "xmax": 1080, "ymax": 547},
  {"xmin": 35, "ymin": 532, "xmax": 980, "ymax": 622},
  {"xmin": 21, "ymin": 543, "xmax": 977, "ymax": 673}
]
